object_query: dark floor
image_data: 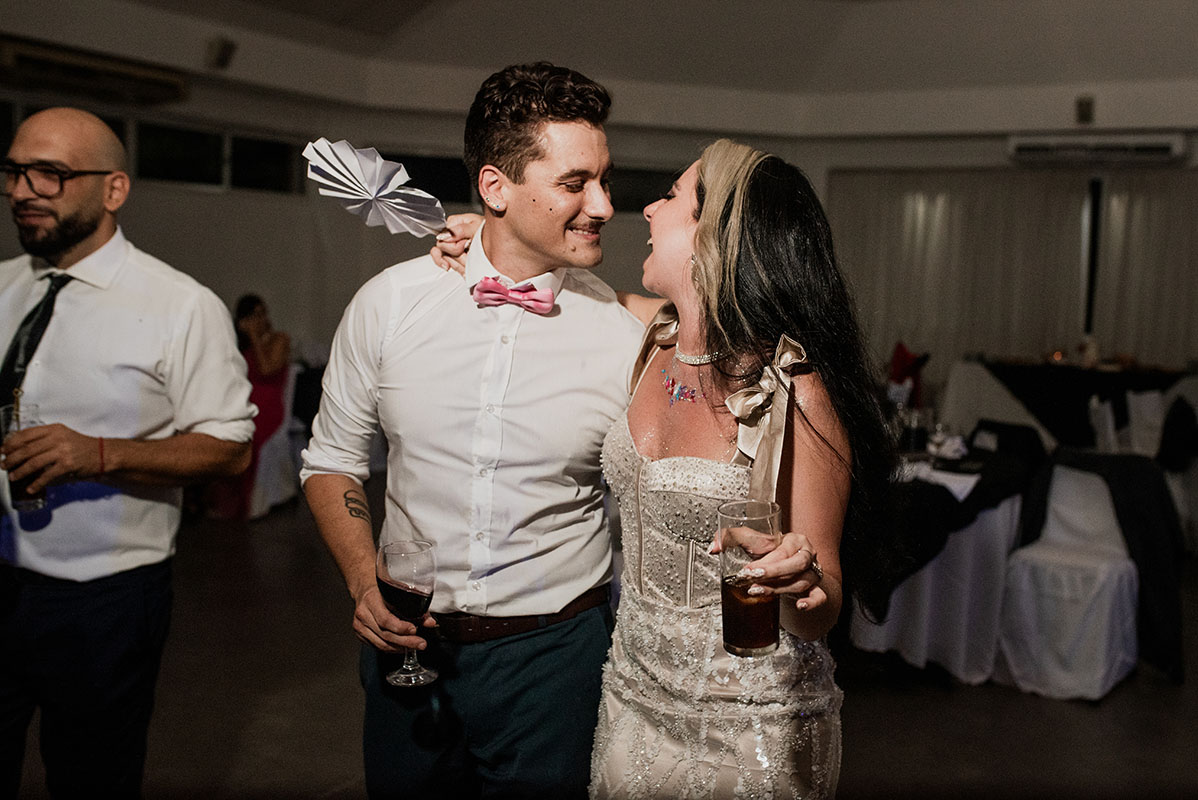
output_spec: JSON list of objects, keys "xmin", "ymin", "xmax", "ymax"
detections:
[{"xmin": 18, "ymin": 478, "xmax": 1198, "ymax": 798}]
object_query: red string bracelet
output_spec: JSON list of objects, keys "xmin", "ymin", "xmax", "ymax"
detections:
[{"xmin": 97, "ymin": 437, "xmax": 105, "ymax": 476}]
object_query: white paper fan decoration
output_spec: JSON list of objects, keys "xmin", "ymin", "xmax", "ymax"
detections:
[{"xmin": 302, "ymin": 137, "xmax": 447, "ymax": 237}]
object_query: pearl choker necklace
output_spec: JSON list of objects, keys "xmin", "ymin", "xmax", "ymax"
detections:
[{"xmin": 674, "ymin": 349, "xmax": 726, "ymax": 366}]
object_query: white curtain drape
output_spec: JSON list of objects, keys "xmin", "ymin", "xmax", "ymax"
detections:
[
  {"xmin": 827, "ymin": 169, "xmax": 1091, "ymax": 388},
  {"xmin": 1093, "ymin": 169, "xmax": 1198, "ymax": 369}
]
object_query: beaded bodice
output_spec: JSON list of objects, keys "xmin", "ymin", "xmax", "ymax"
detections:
[
  {"xmin": 601, "ymin": 415, "xmax": 749, "ymax": 608},
  {"xmin": 592, "ymin": 412, "xmax": 842, "ymax": 798}
]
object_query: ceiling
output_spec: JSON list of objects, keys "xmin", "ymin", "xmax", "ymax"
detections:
[{"xmin": 123, "ymin": 0, "xmax": 1198, "ymax": 96}]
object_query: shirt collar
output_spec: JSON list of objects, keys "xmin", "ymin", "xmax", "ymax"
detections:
[
  {"xmin": 462, "ymin": 222, "xmax": 565, "ymax": 298},
  {"xmin": 34, "ymin": 226, "xmax": 127, "ymax": 290}
]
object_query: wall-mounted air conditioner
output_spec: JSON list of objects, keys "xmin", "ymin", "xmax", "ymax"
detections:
[{"xmin": 1008, "ymin": 133, "xmax": 1189, "ymax": 164}]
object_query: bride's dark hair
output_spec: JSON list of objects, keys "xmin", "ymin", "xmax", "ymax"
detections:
[{"xmin": 692, "ymin": 139, "xmax": 901, "ymax": 620}]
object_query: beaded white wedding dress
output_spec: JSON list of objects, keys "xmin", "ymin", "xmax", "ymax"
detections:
[{"xmin": 589, "ymin": 415, "xmax": 842, "ymax": 799}]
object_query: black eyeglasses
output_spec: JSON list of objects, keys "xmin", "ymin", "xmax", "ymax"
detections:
[{"xmin": 1, "ymin": 161, "xmax": 116, "ymax": 199}]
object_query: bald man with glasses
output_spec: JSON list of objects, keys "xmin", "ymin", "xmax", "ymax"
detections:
[{"xmin": 0, "ymin": 107, "xmax": 256, "ymax": 797}]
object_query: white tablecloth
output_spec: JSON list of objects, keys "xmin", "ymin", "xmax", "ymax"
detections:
[{"xmin": 850, "ymin": 493, "xmax": 1023, "ymax": 684}]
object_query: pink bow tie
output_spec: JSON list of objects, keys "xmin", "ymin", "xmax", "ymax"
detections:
[{"xmin": 471, "ymin": 276, "xmax": 555, "ymax": 315}]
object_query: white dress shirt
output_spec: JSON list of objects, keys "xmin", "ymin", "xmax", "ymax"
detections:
[
  {"xmin": 0, "ymin": 228, "xmax": 256, "ymax": 581},
  {"xmin": 301, "ymin": 229, "xmax": 644, "ymax": 616}
]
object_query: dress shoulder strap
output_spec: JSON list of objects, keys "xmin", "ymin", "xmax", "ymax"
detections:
[
  {"xmin": 725, "ymin": 335, "xmax": 814, "ymax": 503},
  {"xmin": 629, "ymin": 302, "xmax": 681, "ymax": 395}
]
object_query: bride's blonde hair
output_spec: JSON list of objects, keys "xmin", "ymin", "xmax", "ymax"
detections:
[{"xmin": 690, "ymin": 139, "xmax": 770, "ymax": 353}]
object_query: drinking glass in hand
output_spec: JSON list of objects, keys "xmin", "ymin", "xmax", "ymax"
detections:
[
  {"xmin": 1, "ymin": 403, "xmax": 46, "ymax": 512},
  {"xmin": 376, "ymin": 539, "xmax": 437, "ymax": 687},
  {"xmin": 718, "ymin": 499, "xmax": 782, "ymax": 657}
]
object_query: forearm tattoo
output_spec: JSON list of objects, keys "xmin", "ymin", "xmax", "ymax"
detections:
[{"xmin": 343, "ymin": 490, "xmax": 371, "ymax": 523}]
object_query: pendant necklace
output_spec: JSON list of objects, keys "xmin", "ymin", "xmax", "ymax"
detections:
[
  {"xmin": 661, "ymin": 350, "xmax": 720, "ymax": 406},
  {"xmin": 661, "ymin": 365, "xmax": 702, "ymax": 406}
]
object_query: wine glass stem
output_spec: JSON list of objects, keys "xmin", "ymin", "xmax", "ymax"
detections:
[{"xmin": 400, "ymin": 646, "xmax": 421, "ymax": 672}]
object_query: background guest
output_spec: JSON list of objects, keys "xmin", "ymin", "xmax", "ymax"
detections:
[
  {"xmin": 206, "ymin": 294, "xmax": 292, "ymax": 520},
  {"xmin": 0, "ymin": 107, "xmax": 254, "ymax": 798}
]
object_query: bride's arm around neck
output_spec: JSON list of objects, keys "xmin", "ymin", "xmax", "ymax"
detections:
[{"xmin": 616, "ymin": 292, "xmax": 666, "ymax": 326}]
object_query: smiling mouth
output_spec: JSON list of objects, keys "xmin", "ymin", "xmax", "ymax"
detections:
[{"xmin": 569, "ymin": 225, "xmax": 602, "ymax": 240}]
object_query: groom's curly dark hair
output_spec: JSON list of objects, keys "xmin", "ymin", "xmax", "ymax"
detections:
[{"xmin": 464, "ymin": 62, "xmax": 611, "ymax": 185}]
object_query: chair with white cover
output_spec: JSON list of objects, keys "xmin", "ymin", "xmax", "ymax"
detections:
[
  {"xmin": 998, "ymin": 464, "xmax": 1138, "ymax": 700},
  {"xmin": 1126, "ymin": 390, "xmax": 1164, "ymax": 457},
  {"xmin": 1161, "ymin": 376, "xmax": 1198, "ymax": 552},
  {"xmin": 1088, "ymin": 395, "xmax": 1119, "ymax": 453},
  {"xmin": 249, "ymin": 363, "xmax": 299, "ymax": 519}
]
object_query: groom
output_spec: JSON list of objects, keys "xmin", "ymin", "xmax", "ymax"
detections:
[{"xmin": 301, "ymin": 63, "xmax": 644, "ymax": 798}]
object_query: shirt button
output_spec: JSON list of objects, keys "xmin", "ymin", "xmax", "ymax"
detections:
[
  {"xmin": 485, "ymin": 404, "xmax": 496, "ymax": 414},
  {"xmin": 478, "ymin": 467, "xmax": 489, "ymax": 477},
  {"xmin": 471, "ymin": 581, "xmax": 482, "ymax": 592},
  {"xmin": 501, "ymin": 335, "xmax": 510, "ymax": 344},
  {"xmin": 474, "ymin": 531, "xmax": 484, "ymax": 542}
]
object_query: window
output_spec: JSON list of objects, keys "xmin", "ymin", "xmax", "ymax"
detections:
[
  {"xmin": 231, "ymin": 136, "xmax": 301, "ymax": 192},
  {"xmin": 137, "ymin": 122, "xmax": 222, "ymax": 184},
  {"xmin": 381, "ymin": 153, "xmax": 472, "ymax": 204},
  {"xmin": 0, "ymin": 101, "xmax": 12, "ymax": 155}
]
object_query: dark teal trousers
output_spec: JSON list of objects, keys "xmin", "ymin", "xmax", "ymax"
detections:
[{"xmin": 360, "ymin": 602, "xmax": 613, "ymax": 799}]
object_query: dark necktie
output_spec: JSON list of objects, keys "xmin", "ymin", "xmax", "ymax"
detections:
[{"xmin": 0, "ymin": 273, "xmax": 73, "ymax": 405}]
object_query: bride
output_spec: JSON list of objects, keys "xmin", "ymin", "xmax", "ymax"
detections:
[{"xmin": 589, "ymin": 139, "xmax": 891, "ymax": 799}]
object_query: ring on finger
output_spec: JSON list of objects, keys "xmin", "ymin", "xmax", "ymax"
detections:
[{"xmin": 810, "ymin": 554, "xmax": 824, "ymax": 582}]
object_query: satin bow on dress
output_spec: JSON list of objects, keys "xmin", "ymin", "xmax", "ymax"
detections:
[
  {"xmin": 471, "ymin": 276, "xmax": 555, "ymax": 315},
  {"xmin": 724, "ymin": 333, "xmax": 812, "ymax": 503}
]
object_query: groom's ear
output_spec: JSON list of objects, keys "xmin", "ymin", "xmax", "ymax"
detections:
[{"xmin": 477, "ymin": 165, "xmax": 509, "ymax": 214}]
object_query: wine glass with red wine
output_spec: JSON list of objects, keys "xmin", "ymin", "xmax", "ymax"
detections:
[{"xmin": 376, "ymin": 540, "xmax": 437, "ymax": 687}]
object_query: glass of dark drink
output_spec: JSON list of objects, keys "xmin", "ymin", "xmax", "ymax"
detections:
[
  {"xmin": 718, "ymin": 500, "xmax": 781, "ymax": 657},
  {"xmin": 376, "ymin": 539, "xmax": 437, "ymax": 687},
  {"xmin": 1, "ymin": 403, "xmax": 47, "ymax": 512}
]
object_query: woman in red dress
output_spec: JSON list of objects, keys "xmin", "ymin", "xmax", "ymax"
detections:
[{"xmin": 207, "ymin": 294, "xmax": 291, "ymax": 519}]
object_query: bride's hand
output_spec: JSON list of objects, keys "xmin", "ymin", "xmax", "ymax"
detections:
[
  {"xmin": 429, "ymin": 213, "xmax": 483, "ymax": 275},
  {"xmin": 731, "ymin": 531, "xmax": 827, "ymax": 611}
]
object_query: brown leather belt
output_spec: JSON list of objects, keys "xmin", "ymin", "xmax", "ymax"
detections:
[{"xmin": 435, "ymin": 584, "xmax": 610, "ymax": 644}]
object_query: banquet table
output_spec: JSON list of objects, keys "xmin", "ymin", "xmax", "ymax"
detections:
[
  {"xmin": 850, "ymin": 462, "xmax": 1024, "ymax": 685},
  {"xmin": 938, "ymin": 361, "xmax": 1055, "ymax": 452},
  {"xmin": 983, "ymin": 360, "xmax": 1185, "ymax": 447}
]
